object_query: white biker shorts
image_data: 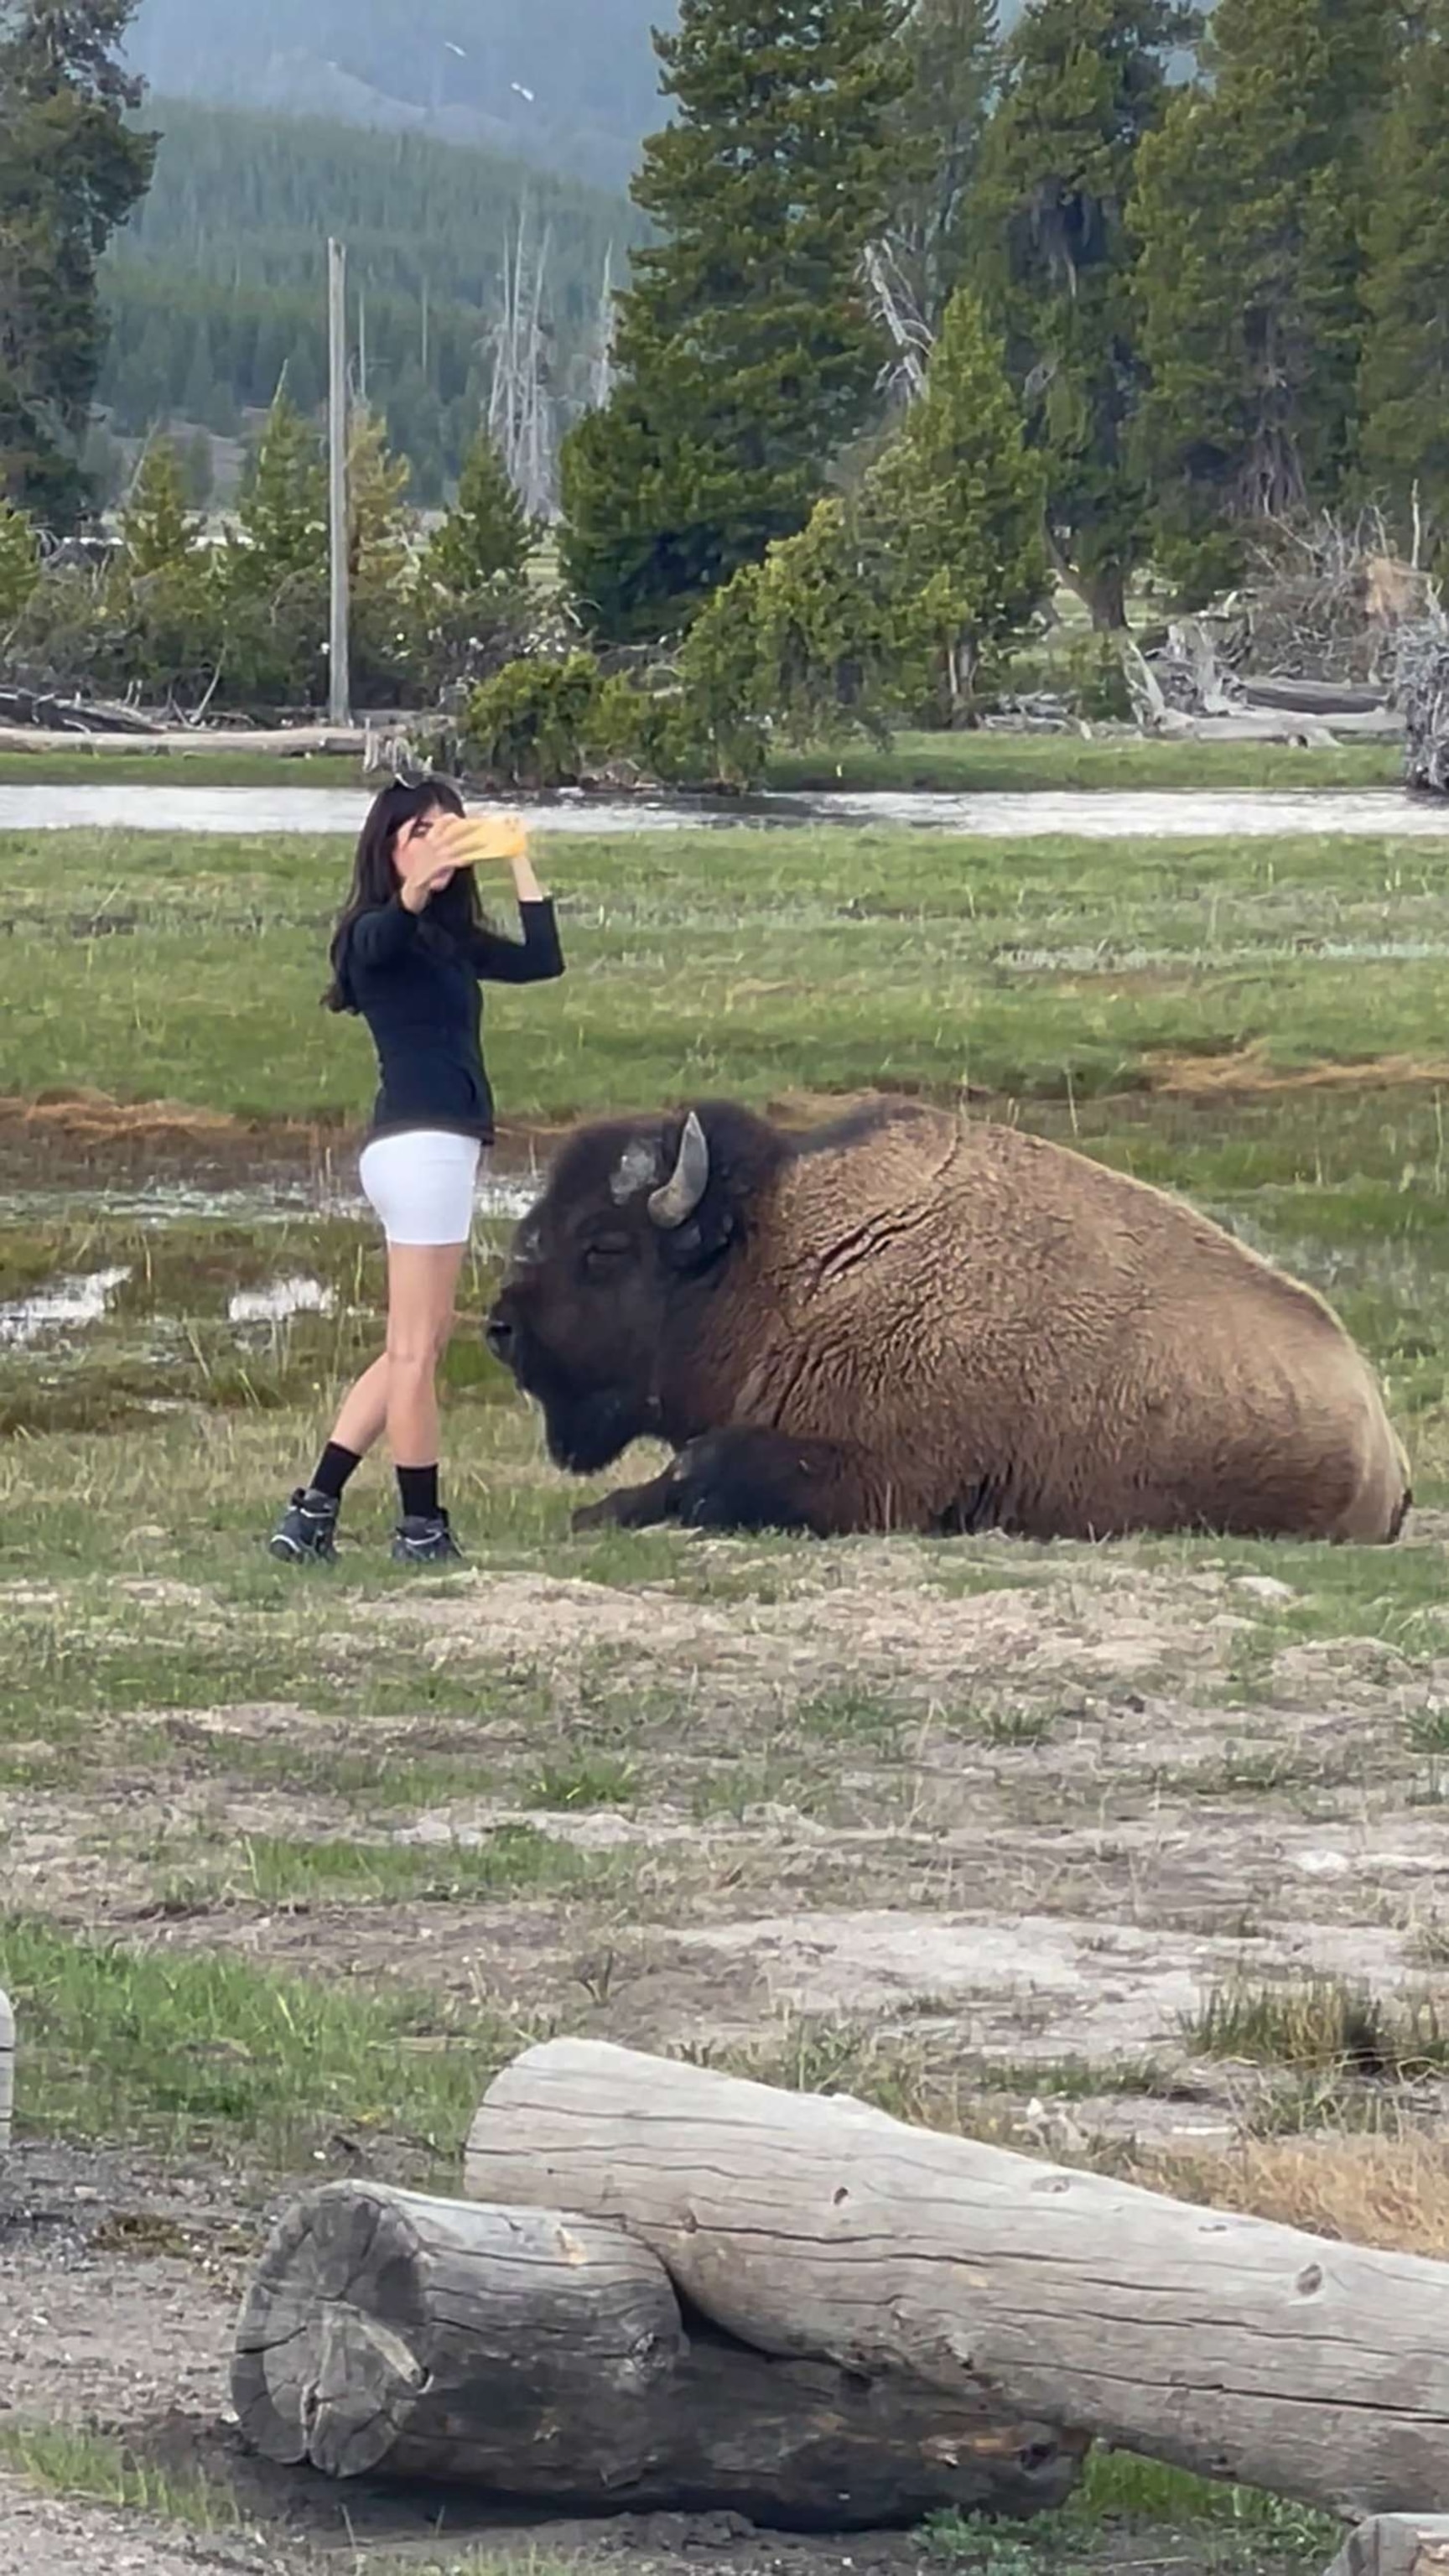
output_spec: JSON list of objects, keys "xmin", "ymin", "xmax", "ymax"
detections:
[{"xmin": 359, "ymin": 1131, "xmax": 484, "ymax": 1248}]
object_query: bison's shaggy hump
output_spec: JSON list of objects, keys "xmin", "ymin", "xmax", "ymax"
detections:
[{"xmin": 488, "ymin": 1097, "xmax": 1411, "ymax": 1548}]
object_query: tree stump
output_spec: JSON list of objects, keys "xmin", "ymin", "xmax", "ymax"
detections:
[
  {"xmin": 466, "ymin": 2038, "xmax": 1449, "ymax": 2522},
  {"xmin": 232, "ymin": 2181, "xmax": 1080, "ymax": 2526},
  {"xmin": 1399, "ymin": 629, "xmax": 1449, "ymax": 795}
]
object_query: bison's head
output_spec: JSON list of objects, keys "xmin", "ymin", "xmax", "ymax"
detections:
[{"xmin": 486, "ymin": 1105, "xmax": 768, "ymax": 1474}]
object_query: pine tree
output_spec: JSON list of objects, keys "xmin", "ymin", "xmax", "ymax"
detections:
[
  {"xmin": 561, "ymin": 0, "xmax": 911, "ymax": 642},
  {"xmin": 970, "ymin": 0, "xmax": 1197, "ymax": 630},
  {"xmin": 1359, "ymin": 1, "xmax": 1449, "ymax": 569},
  {"xmin": 862, "ymin": 283, "xmax": 1049, "ymax": 710},
  {"xmin": 0, "ymin": 0, "xmax": 156, "ymax": 530},
  {"xmin": 891, "ymin": 0, "xmax": 1001, "ymax": 330},
  {"xmin": 1130, "ymin": 0, "xmax": 1399, "ymax": 600},
  {"xmin": 427, "ymin": 431, "xmax": 531, "ymax": 595},
  {"xmin": 347, "ymin": 408, "xmax": 421, "ymax": 703},
  {"xmin": 221, "ymin": 391, "xmax": 329, "ymax": 705},
  {"xmin": 677, "ymin": 285, "xmax": 1047, "ymax": 771},
  {"xmin": 0, "ymin": 495, "xmax": 40, "ymax": 626},
  {"xmin": 231, "ymin": 392, "xmax": 328, "ymax": 586},
  {"xmin": 120, "ymin": 436, "xmax": 201, "ymax": 575}
]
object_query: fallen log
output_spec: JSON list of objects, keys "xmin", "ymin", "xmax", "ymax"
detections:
[
  {"xmin": 466, "ymin": 2039, "xmax": 1449, "ymax": 2522},
  {"xmin": 232, "ymin": 2181, "xmax": 1078, "ymax": 2526},
  {"xmin": 1324, "ymin": 2519, "xmax": 1449, "ymax": 2576},
  {"xmin": 0, "ymin": 724, "xmax": 369, "ymax": 758}
]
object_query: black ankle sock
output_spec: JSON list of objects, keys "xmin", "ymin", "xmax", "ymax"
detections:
[
  {"xmin": 397, "ymin": 1463, "xmax": 440, "ymax": 1523},
  {"xmin": 310, "ymin": 1442, "xmax": 362, "ymax": 1503}
]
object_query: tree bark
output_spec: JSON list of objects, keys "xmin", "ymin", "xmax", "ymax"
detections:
[
  {"xmin": 466, "ymin": 2039, "xmax": 1449, "ymax": 2522},
  {"xmin": 233, "ymin": 2181, "xmax": 1080, "ymax": 2527},
  {"xmin": 1324, "ymin": 2521, "xmax": 1449, "ymax": 2576}
]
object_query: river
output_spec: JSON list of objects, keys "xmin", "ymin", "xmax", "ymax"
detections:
[{"xmin": 0, "ymin": 783, "xmax": 1446, "ymax": 839}]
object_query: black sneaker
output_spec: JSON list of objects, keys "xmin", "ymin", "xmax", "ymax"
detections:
[
  {"xmin": 391, "ymin": 1511, "xmax": 465, "ymax": 1566},
  {"xmin": 269, "ymin": 1487, "xmax": 340, "ymax": 1564}
]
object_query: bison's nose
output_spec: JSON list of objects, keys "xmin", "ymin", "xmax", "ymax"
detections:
[{"xmin": 485, "ymin": 1313, "xmax": 514, "ymax": 1365}]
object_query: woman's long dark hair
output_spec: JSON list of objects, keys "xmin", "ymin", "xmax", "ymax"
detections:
[{"xmin": 325, "ymin": 777, "xmax": 478, "ymax": 1013}]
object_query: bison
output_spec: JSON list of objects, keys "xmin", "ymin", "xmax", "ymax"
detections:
[{"xmin": 485, "ymin": 1097, "xmax": 1410, "ymax": 1545}]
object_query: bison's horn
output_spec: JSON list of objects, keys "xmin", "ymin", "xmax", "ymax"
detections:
[{"xmin": 648, "ymin": 1111, "xmax": 710, "ymax": 1229}]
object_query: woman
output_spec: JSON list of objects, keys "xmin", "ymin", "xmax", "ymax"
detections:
[{"xmin": 271, "ymin": 776, "xmax": 564, "ymax": 1566}]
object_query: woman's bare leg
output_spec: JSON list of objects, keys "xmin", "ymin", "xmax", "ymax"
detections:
[
  {"xmin": 383, "ymin": 1241, "xmax": 467, "ymax": 1468},
  {"xmin": 327, "ymin": 1352, "xmax": 391, "ymax": 1459}
]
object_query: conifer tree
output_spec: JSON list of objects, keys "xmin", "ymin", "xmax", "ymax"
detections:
[
  {"xmin": 231, "ymin": 392, "xmax": 328, "ymax": 589},
  {"xmin": 0, "ymin": 0, "xmax": 156, "ymax": 529},
  {"xmin": 0, "ymin": 495, "xmax": 39, "ymax": 626},
  {"xmin": 1359, "ymin": 0, "xmax": 1449, "ymax": 568},
  {"xmin": 427, "ymin": 432, "xmax": 531, "ymax": 595},
  {"xmin": 891, "ymin": 0, "xmax": 1000, "ymax": 330},
  {"xmin": 1130, "ymin": 0, "xmax": 1398, "ymax": 600},
  {"xmin": 971, "ymin": 0, "xmax": 1197, "ymax": 629},
  {"xmin": 561, "ymin": 0, "xmax": 911, "ymax": 642},
  {"xmin": 120, "ymin": 436, "xmax": 200, "ymax": 575}
]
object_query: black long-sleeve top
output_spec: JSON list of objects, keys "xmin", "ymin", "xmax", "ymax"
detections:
[{"xmin": 338, "ymin": 896, "xmax": 565, "ymax": 1145}]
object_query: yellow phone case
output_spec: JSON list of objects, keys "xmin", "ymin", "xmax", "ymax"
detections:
[{"xmin": 451, "ymin": 817, "xmax": 530, "ymax": 864}]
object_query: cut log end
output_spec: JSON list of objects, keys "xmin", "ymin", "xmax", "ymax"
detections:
[{"xmin": 233, "ymin": 2181, "xmax": 1082, "ymax": 2527}]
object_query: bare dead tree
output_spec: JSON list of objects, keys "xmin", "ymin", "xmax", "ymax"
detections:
[
  {"xmin": 861, "ymin": 240, "xmax": 935, "ymax": 408},
  {"xmin": 591, "ymin": 244, "xmax": 617, "ymax": 413},
  {"xmin": 486, "ymin": 210, "xmax": 558, "ymax": 522}
]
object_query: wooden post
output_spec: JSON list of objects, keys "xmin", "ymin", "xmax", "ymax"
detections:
[
  {"xmin": 232, "ymin": 2182, "xmax": 1080, "ymax": 2524},
  {"xmin": 466, "ymin": 2040, "xmax": 1449, "ymax": 2523},
  {"xmin": 326, "ymin": 236, "xmax": 351, "ymax": 729},
  {"xmin": 0, "ymin": 1987, "xmax": 13, "ymax": 2151}
]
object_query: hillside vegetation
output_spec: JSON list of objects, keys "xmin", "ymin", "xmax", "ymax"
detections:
[{"xmin": 98, "ymin": 101, "xmax": 638, "ymax": 501}]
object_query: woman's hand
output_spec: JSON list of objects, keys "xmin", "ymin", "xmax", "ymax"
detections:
[{"xmin": 398, "ymin": 849, "xmax": 458, "ymax": 914}]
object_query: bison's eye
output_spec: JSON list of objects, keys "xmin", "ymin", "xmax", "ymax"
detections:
[{"xmin": 581, "ymin": 1233, "xmax": 633, "ymax": 1280}]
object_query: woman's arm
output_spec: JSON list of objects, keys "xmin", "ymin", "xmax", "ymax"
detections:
[
  {"xmin": 345, "ymin": 898, "xmax": 422, "ymax": 973},
  {"xmin": 469, "ymin": 848, "xmax": 565, "ymax": 984}
]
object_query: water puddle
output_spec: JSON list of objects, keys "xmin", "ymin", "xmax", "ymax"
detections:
[
  {"xmin": 227, "ymin": 1275, "xmax": 336, "ymax": 1327},
  {"xmin": 0, "ymin": 1169, "xmax": 540, "ymax": 1229},
  {"xmin": 0, "ymin": 1265, "xmax": 132, "ymax": 1348},
  {"xmin": 0, "ymin": 782, "xmax": 1446, "ymax": 840}
]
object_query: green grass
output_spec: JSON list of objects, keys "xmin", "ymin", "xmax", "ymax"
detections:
[
  {"xmin": 927, "ymin": 2446, "xmax": 1339, "ymax": 2576},
  {"xmin": 0, "ymin": 1916, "xmax": 513, "ymax": 2166},
  {"xmin": 0, "ymin": 2421, "xmax": 242, "ymax": 2530},
  {"xmin": 0, "ymin": 726, "xmax": 1400, "ymax": 794},
  {"xmin": 4, "ymin": 821, "xmax": 1449, "ymax": 1127},
  {"xmin": 1184, "ymin": 1977, "xmax": 1449, "ymax": 2080},
  {"xmin": 767, "ymin": 726, "xmax": 1398, "ymax": 794},
  {"xmin": 157, "ymin": 1824, "xmax": 616, "ymax": 1909}
]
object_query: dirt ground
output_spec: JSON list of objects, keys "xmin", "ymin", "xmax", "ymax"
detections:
[{"xmin": 9, "ymin": 1513, "xmax": 1449, "ymax": 2570}]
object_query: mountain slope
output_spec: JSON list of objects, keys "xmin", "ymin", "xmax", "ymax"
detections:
[
  {"xmin": 100, "ymin": 101, "xmax": 637, "ymax": 498},
  {"xmin": 127, "ymin": 0, "xmax": 674, "ymax": 192}
]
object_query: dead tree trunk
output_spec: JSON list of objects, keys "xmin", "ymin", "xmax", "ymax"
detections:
[
  {"xmin": 233, "ymin": 2182, "xmax": 1079, "ymax": 2527},
  {"xmin": 466, "ymin": 2039, "xmax": 1449, "ymax": 2522}
]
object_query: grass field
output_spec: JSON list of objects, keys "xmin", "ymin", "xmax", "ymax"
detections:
[
  {"xmin": 3, "ymin": 803, "xmax": 1449, "ymax": 2574},
  {"xmin": 0, "ymin": 725, "xmax": 1403, "ymax": 794}
]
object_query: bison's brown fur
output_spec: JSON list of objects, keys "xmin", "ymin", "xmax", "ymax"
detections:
[{"xmin": 487, "ymin": 1098, "xmax": 1410, "ymax": 1545}]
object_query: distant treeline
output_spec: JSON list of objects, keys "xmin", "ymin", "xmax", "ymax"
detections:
[{"xmin": 98, "ymin": 101, "xmax": 641, "ymax": 501}]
